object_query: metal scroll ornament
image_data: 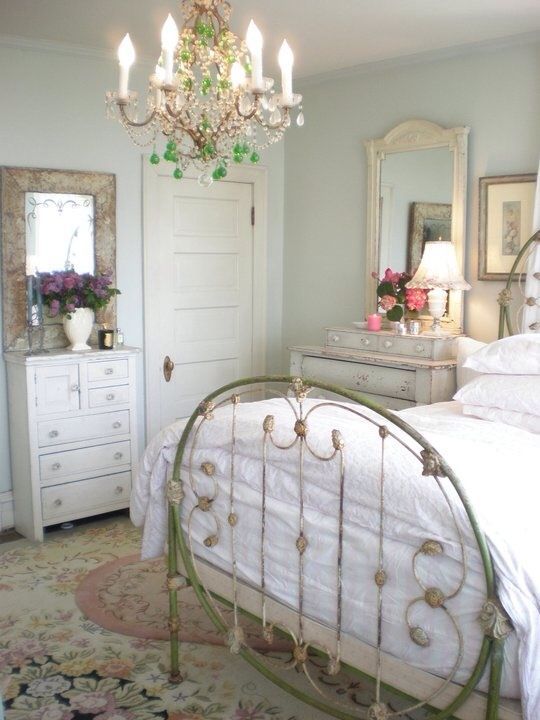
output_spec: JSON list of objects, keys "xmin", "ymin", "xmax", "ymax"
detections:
[{"xmin": 106, "ymin": 0, "xmax": 303, "ymax": 186}]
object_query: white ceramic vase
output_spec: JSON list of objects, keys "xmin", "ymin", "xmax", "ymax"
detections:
[{"xmin": 63, "ymin": 307, "xmax": 94, "ymax": 351}]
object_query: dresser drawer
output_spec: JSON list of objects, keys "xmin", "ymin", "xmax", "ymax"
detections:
[
  {"xmin": 87, "ymin": 359, "xmax": 129, "ymax": 383},
  {"xmin": 88, "ymin": 385, "xmax": 130, "ymax": 408},
  {"xmin": 39, "ymin": 440, "xmax": 131, "ymax": 483},
  {"xmin": 301, "ymin": 356, "xmax": 416, "ymax": 401},
  {"xmin": 377, "ymin": 335, "xmax": 431, "ymax": 358},
  {"xmin": 37, "ymin": 411, "xmax": 130, "ymax": 448},
  {"xmin": 326, "ymin": 330, "xmax": 375, "ymax": 352},
  {"xmin": 41, "ymin": 471, "xmax": 131, "ymax": 522}
]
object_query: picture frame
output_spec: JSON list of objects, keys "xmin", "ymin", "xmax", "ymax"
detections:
[
  {"xmin": 407, "ymin": 202, "xmax": 452, "ymax": 274},
  {"xmin": 478, "ymin": 173, "xmax": 537, "ymax": 281}
]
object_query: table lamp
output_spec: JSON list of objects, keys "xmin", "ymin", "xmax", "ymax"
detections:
[{"xmin": 406, "ymin": 241, "xmax": 471, "ymax": 333}]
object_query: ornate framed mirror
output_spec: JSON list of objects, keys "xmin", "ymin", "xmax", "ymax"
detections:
[
  {"xmin": 364, "ymin": 120, "xmax": 469, "ymax": 331},
  {"xmin": 1, "ymin": 167, "xmax": 116, "ymax": 351}
]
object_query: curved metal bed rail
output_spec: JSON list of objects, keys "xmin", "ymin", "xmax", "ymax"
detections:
[
  {"xmin": 166, "ymin": 376, "xmax": 513, "ymax": 720},
  {"xmin": 498, "ymin": 230, "xmax": 540, "ymax": 338}
]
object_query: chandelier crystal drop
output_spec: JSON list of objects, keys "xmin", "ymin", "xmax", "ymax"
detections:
[{"xmin": 106, "ymin": 0, "xmax": 303, "ymax": 185}]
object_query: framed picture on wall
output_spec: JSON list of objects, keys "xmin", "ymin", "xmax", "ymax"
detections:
[
  {"xmin": 478, "ymin": 173, "xmax": 537, "ymax": 280},
  {"xmin": 407, "ymin": 202, "xmax": 452, "ymax": 274}
]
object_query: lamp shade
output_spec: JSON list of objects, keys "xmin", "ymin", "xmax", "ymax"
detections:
[{"xmin": 406, "ymin": 241, "xmax": 471, "ymax": 291}]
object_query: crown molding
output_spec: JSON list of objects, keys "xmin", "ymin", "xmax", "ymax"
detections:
[{"xmin": 298, "ymin": 29, "xmax": 540, "ymax": 87}]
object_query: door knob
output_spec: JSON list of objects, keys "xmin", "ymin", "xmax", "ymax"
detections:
[{"xmin": 163, "ymin": 355, "xmax": 175, "ymax": 382}]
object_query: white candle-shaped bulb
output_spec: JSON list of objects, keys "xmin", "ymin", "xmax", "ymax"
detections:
[
  {"xmin": 153, "ymin": 64, "xmax": 165, "ymax": 107},
  {"xmin": 161, "ymin": 14, "xmax": 179, "ymax": 84},
  {"xmin": 117, "ymin": 33, "xmax": 135, "ymax": 99},
  {"xmin": 231, "ymin": 61, "xmax": 246, "ymax": 89},
  {"xmin": 278, "ymin": 39, "xmax": 294, "ymax": 106},
  {"xmin": 246, "ymin": 20, "xmax": 263, "ymax": 90}
]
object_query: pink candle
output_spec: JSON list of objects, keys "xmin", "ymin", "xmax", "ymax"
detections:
[{"xmin": 367, "ymin": 313, "xmax": 382, "ymax": 331}]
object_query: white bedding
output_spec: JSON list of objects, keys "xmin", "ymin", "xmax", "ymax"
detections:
[{"xmin": 131, "ymin": 398, "xmax": 540, "ymax": 719}]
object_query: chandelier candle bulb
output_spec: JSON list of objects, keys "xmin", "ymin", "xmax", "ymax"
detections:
[
  {"xmin": 246, "ymin": 20, "xmax": 264, "ymax": 91},
  {"xmin": 278, "ymin": 40, "xmax": 294, "ymax": 106},
  {"xmin": 161, "ymin": 14, "xmax": 179, "ymax": 85},
  {"xmin": 231, "ymin": 62, "xmax": 246, "ymax": 89},
  {"xmin": 117, "ymin": 34, "xmax": 135, "ymax": 99},
  {"xmin": 152, "ymin": 65, "xmax": 166, "ymax": 108}
]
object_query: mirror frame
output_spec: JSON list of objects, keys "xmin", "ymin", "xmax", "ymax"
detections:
[
  {"xmin": 1, "ymin": 167, "xmax": 116, "ymax": 351},
  {"xmin": 364, "ymin": 120, "xmax": 470, "ymax": 331}
]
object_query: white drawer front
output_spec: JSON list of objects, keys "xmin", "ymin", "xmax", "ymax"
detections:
[
  {"xmin": 35, "ymin": 364, "xmax": 80, "ymax": 415},
  {"xmin": 326, "ymin": 330, "xmax": 375, "ymax": 352},
  {"xmin": 87, "ymin": 359, "xmax": 129, "ymax": 383},
  {"xmin": 40, "ymin": 440, "xmax": 131, "ymax": 482},
  {"xmin": 302, "ymin": 356, "xmax": 416, "ymax": 401},
  {"xmin": 88, "ymin": 385, "xmax": 130, "ymax": 408},
  {"xmin": 38, "ymin": 411, "xmax": 130, "ymax": 448},
  {"xmin": 377, "ymin": 336, "xmax": 432, "ymax": 358},
  {"xmin": 41, "ymin": 471, "xmax": 131, "ymax": 522}
]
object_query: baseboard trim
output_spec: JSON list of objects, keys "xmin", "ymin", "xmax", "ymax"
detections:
[{"xmin": 0, "ymin": 491, "xmax": 14, "ymax": 532}]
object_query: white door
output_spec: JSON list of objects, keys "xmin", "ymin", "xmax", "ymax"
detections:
[{"xmin": 144, "ymin": 168, "xmax": 266, "ymax": 438}]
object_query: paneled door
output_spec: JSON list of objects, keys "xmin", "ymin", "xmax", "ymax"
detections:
[{"xmin": 144, "ymin": 166, "xmax": 266, "ymax": 438}]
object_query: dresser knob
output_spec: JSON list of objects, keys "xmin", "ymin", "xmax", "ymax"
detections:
[
  {"xmin": 104, "ymin": 368, "xmax": 114, "ymax": 375},
  {"xmin": 71, "ymin": 384, "xmax": 79, "ymax": 392},
  {"xmin": 331, "ymin": 335, "xmax": 340, "ymax": 343},
  {"xmin": 49, "ymin": 430, "xmax": 59, "ymax": 438},
  {"xmin": 52, "ymin": 462, "xmax": 61, "ymax": 471},
  {"xmin": 415, "ymin": 344, "xmax": 425, "ymax": 353},
  {"xmin": 112, "ymin": 421, "xmax": 122, "ymax": 429},
  {"xmin": 115, "ymin": 485, "xmax": 124, "ymax": 495},
  {"xmin": 54, "ymin": 498, "xmax": 62, "ymax": 507},
  {"xmin": 383, "ymin": 340, "xmax": 393, "ymax": 349},
  {"xmin": 360, "ymin": 337, "xmax": 370, "ymax": 345},
  {"xmin": 114, "ymin": 452, "xmax": 123, "ymax": 460},
  {"xmin": 106, "ymin": 393, "xmax": 115, "ymax": 401}
]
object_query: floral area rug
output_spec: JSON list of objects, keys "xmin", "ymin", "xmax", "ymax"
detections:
[
  {"xmin": 74, "ymin": 553, "xmax": 290, "ymax": 651},
  {"xmin": 0, "ymin": 517, "xmax": 429, "ymax": 719}
]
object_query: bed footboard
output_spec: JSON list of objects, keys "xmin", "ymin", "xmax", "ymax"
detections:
[{"xmin": 166, "ymin": 376, "xmax": 515, "ymax": 720}]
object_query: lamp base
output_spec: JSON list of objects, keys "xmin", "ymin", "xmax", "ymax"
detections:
[{"xmin": 427, "ymin": 287, "xmax": 448, "ymax": 335}]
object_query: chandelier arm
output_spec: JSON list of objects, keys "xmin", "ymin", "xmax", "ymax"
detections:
[
  {"xmin": 118, "ymin": 103, "xmax": 157, "ymax": 128},
  {"xmin": 234, "ymin": 95, "xmax": 261, "ymax": 121},
  {"xmin": 255, "ymin": 107, "xmax": 291, "ymax": 131}
]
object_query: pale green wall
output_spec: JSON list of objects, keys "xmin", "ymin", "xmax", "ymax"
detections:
[
  {"xmin": 0, "ymin": 42, "xmax": 284, "ymax": 495},
  {"xmin": 282, "ymin": 41, "xmax": 540, "ymax": 367}
]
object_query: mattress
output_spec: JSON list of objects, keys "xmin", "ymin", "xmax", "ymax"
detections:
[{"xmin": 132, "ymin": 398, "xmax": 540, "ymax": 717}]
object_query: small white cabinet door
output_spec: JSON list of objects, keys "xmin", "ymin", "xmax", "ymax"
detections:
[{"xmin": 35, "ymin": 364, "xmax": 80, "ymax": 415}]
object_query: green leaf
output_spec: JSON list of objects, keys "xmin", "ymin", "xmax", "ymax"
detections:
[
  {"xmin": 376, "ymin": 281, "xmax": 394, "ymax": 297},
  {"xmin": 386, "ymin": 305, "xmax": 403, "ymax": 322}
]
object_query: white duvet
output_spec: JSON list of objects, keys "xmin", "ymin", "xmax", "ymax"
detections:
[{"xmin": 131, "ymin": 399, "xmax": 540, "ymax": 719}]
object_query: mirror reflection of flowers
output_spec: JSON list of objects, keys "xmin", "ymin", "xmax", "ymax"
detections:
[
  {"xmin": 39, "ymin": 270, "xmax": 120, "ymax": 318},
  {"xmin": 372, "ymin": 268, "xmax": 427, "ymax": 322}
]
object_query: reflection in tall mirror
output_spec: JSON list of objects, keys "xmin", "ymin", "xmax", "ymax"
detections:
[
  {"xmin": 25, "ymin": 192, "xmax": 95, "ymax": 274},
  {"xmin": 365, "ymin": 120, "xmax": 469, "ymax": 331}
]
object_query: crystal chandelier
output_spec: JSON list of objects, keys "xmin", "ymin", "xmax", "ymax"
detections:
[{"xmin": 106, "ymin": 0, "xmax": 303, "ymax": 187}]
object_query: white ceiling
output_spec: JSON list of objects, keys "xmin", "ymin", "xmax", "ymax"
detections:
[{"xmin": 1, "ymin": 0, "xmax": 540, "ymax": 78}]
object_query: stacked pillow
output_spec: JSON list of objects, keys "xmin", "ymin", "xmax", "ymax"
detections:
[{"xmin": 454, "ymin": 334, "xmax": 540, "ymax": 434}]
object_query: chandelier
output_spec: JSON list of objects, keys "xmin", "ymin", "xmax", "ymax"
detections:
[{"xmin": 106, "ymin": 0, "xmax": 303, "ymax": 186}]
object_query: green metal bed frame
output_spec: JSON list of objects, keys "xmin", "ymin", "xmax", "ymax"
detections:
[{"xmin": 164, "ymin": 231, "xmax": 539, "ymax": 720}]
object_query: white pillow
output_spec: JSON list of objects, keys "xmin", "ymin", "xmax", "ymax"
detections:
[
  {"xmin": 454, "ymin": 374, "xmax": 540, "ymax": 416},
  {"xmin": 462, "ymin": 404, "xmax": 540, "ymax": 434},
  {"xmin": 463, "ymin": 333, "xmax": 540, "ymax": 375},
  {"xmin": 456, "ymin": 337, "xmax": 486, "ymax": 389}
]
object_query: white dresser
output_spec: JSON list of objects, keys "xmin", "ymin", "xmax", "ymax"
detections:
[
  {"xmin": 290, "ymin": 327, "xmax": 458, "ymax": 410},
  {"xmin": 4, "ymin": 347, "xmax": 139, "ymax": 541}
]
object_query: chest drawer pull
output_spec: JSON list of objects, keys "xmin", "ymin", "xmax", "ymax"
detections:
[
  {"xmin": 52, "ymin": 462, "xmax": 61, "ymax": 471},
  {"xmin": 415, "ymin": 344, "xmax": 425, "ymax": 353},
  {"xmin": 330, "ymin": 335, "xmax": 340, "ymax": 343},
  {"xmin": 115, "ymin": 485, "xmax": 124, "ymax": 495},
  {"xmin": 106, "ymin": 393, "xmax": 115, "ymax": 401},
  {"xmin": 384, "ymin": 340, "xmax": 393, "ymax": 349},
  {"xmin": 49, "ymin": 430, "xmax": 59, "ymax": 438},
  {"xmin": 105, "ymin": 368, "xmax": 114, "ymax": 375},
  {"xmin": 54, "ymin": 498, "xmax": 62, "ymax": 507},
  {"xmin": 114, "ymin": 451, "xmax": 124, "ymax": 460},
  {"xmin": 112, "ymin": 421, "xmax": 122, "ymax": 429},
  {"xmin": 360, "ymin": 337, "xmax": 370, "ymax": 345}
]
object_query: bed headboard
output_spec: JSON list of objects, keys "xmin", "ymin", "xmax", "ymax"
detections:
[{"xmin": 498, "ymin": 230, "xmax": 540, "ymax": 338}]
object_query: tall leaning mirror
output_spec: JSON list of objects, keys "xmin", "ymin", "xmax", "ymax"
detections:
[
  {"xmin": 364, "ymin": 120, "xmax": 469, "ymax": 331},
  {"xmin": 1, "ymin": 167, "xmax": 116, "ymax": 351}
]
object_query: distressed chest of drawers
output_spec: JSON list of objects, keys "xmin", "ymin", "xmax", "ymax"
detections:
[
  {"xmin": 290, "ymin": 327, "xmax": 458, "ymax": 410},
  {"xmin": 4, "ymin": 347, "xmax": 139, "ymax": 541}
]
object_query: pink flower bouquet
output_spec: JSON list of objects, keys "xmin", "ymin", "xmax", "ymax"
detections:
[{"xmin": 372, "ymin": 268, "xmax": 427, "ymax": 322}]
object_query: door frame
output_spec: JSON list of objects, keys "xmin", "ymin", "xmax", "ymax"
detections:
[{"xmin": 142, "ymin": 158, "xmax": 268, "ymax": 440}]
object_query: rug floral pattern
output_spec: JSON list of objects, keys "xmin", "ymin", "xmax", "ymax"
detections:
[{"xmin": 0, "ymin": 518, "xmax": 428, "ymax": 719}]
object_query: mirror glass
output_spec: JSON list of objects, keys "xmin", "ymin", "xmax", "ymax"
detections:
[
  {"xmin": 25, "ymin": 192, "xmax": 95, "ymax": 274},
  {"xmin": 378, "ymin": 147, "xmax": 453, "ymax": 276}
]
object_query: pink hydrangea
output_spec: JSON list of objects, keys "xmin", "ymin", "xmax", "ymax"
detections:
[
  {"xmin": 379, "ymin": 294, "xmax": 397, "ymax": 311},
  {"xmin": 405, "ymin": 287, "xmax": 427, "ymax": 312},
  {"xmin": 383, "ymin": 268, "xmax": 402, "ymax": 285}
]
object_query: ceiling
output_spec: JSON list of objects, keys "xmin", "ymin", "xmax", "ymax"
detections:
[{"xmin": 1, "ymin": 0, "xmax": 540, "ymax": 78}]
